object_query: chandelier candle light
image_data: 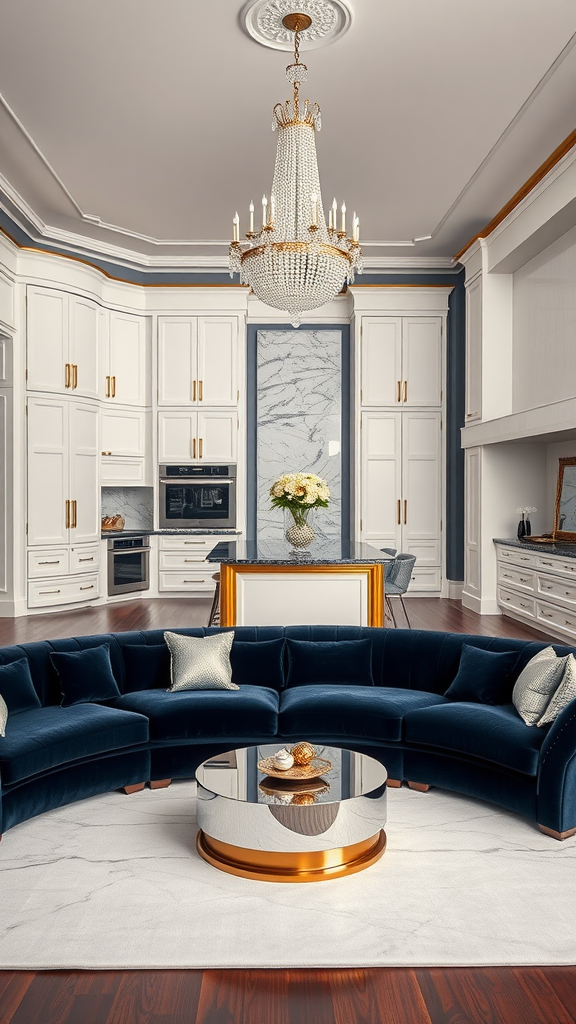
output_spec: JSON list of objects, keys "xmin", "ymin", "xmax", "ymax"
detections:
[{"xmin": 229, "ymin": 11, "xmax": 362, "ymax": 326}]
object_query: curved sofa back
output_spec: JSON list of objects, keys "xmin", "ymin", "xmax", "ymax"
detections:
[{"xmin": 2, "ymin": 626, "xmax": 574, "ymax": 707}]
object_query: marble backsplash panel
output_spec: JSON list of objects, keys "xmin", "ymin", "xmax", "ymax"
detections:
[
  {"xmin": 257, "ymin": 329, "xmax": 341, "ymax": 538},
  {"xmin": 101, "ymin": 487, "xmax": 154, "ymax": 530}
]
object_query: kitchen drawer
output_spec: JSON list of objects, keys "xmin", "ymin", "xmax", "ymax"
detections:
[
  {"xmin": 159, "ymin": 550, "xmax": 214, "ymax": 570},
  {"xmin": 407, "ymin": 567, "xmax": 441, "ymax": 592},
  {"xmin": 28, "ymin": 548, "xmax": 69, "ymax": 578},
  {"xmin": 158, "ymin": 569, "xmax": 218, "ymax": 593},
  {"xmin": 498, "ymin": 587, "xmax": 535, "ymax": 618},
  {"xmin": 100, "ymin": 455, "xmax": 147, "ymax": 485},
  {"xmin": 536, "ymin": 573, "xmax": 576, "ymax": 606},
  {"xmin": 536, "ymin": 554, "xmax": 576, "ymax": 578},
  {"xmin": 28, "ymin": 573, "xmax": 100, "ymax": 609},
  {"xmin": 70, "ymin": 543, "xmax": 100, "ymax": 574},
  {"xmin": 536, "ymin": 599, "xmax": 576, "ymax": 638},
  {"xmin": 497, "ymin": 564, "xmax": 535, "ymax": 591},
  {"xmin": 497, "ymin": 546, "xmax": 536, "ymax": 568},
  {"xmin": 158, "ymin": 535, "xmax": 217, "ymax": 552}
]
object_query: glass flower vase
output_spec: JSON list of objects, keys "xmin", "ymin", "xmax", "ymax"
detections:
[{"xmin": 284, "ymin": 507, "xmax": 315, "ymax": 551}]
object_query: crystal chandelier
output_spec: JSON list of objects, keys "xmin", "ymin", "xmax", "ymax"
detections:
[{"xmin": 229, "ymin": 11, "xmax": 362, "ymax": 326}]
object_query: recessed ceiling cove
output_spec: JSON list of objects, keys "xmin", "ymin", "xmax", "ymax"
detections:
[{"xmin": 240, "ymin": 0, "xmax": 352, "ymax": 51}]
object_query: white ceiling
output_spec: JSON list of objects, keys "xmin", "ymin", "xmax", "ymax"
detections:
[{"xmin": 0, "ymin": 0, "xmax": 575, "ymax": 268}]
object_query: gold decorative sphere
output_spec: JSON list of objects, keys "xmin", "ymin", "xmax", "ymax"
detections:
[
  {"xmin": 290, "ymin": 741, "xmax": 316, "ymax": 765},
  {"xmin": 292, "ymin": 792, "xmax": 316, "ymax": 806}
]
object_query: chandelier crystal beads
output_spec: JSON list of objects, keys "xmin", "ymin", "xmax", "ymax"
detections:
[{"xmin": 229, "ymin": 12, "xmax": 362, "ymax": 326}]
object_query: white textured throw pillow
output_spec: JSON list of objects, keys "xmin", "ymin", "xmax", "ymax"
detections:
[
  {"xmin": 164, "ymin": 631, "xmax": 238, "ymax": 691},
  {"xmin": 538, "ymin": 653, "xmax": 576, "ymax": 726},
  {"xmin": 512, "ymin": 646, "xmax": 566, "ymax": 726},
  {"xmin": 0, "ymin": 692, "xmax": 7, "ymax": 737}
]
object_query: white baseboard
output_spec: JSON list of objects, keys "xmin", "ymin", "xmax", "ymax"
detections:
[
  {"xmin": 462, "ymin": 590, "xmax": 501, "ymax": 615},
  {"xmin": 447, "ymin": 580, "xmax": 464, "ymax": 600},
  {"xmin": 0, "ymin": 597, "xmax": 27, "ymax": 617}
]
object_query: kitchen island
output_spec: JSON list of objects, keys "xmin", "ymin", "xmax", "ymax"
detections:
[{"xmin": 207, "ymin": 538, "xmax": 391, "ymax": 627}]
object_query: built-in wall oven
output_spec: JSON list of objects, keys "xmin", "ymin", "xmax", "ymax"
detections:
[
  {"xmin": 107, "ymin": 535, "xmax": 151, "ymax": 596},
  {"xmin": 159, "ymin": 465, "xmax": 237, "ymax": 530}
]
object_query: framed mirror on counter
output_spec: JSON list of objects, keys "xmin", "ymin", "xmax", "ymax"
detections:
[{"xmin": 554, "ymin": 456, "xmax": 576, "ymax": 542}]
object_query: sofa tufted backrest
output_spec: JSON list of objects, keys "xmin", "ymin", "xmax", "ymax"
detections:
[{"xmin": 2, "ymin": 626, "xmax": 574, "ymax": 704}]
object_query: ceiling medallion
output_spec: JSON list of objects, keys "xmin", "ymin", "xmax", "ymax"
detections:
[
  {"xmin": 240, "ymin": 0, "xmax": 352, "ymax": 51},
  {"xmin": 229, "ymin": 11, "xmax": 362, "ymax": 325}
]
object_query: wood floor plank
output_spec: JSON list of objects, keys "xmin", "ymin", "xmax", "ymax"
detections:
[
  {"xmin": 0, "ymin": 971, "xmax": 36, "ymax": 1023},
  {"xmin": 105, "ymin": 971, "xmax": 203, "ymax": 1024},
  {"xmin": 195, "ymin": 970, "xmax": 290, "ymax": 1024},
  {"xmin": 330, "ymin": 968, "xmax": 432, "ymax": 1024},
  {"xmin": 520, "ymin": 968, "xmax": 576, "ymax": 1024},
  {"xmin": 7, "ymin": 972, "xmax": 80, "ymax": 1024}
]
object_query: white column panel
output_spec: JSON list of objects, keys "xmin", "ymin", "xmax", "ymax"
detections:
[{"xmin": 236, "ymin": 572, "xmax": 369, "ymax": 626}]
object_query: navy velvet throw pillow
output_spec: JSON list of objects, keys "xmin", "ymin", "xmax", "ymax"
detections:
[
  {"xmin": 286, "ymin": 638, "xmax": 374, "ymax": 687},
  {"xmin": 230, "ymin": 638, "xmax": 285, "ymax": 690},
  {"xmin": 444, "ymin": 644, "xmax": 519, "ymax": 705},
  {"xmin": 0, "ymin": 657, "xmax": 41, "ymax": 715},
  {"xmin": 122, "ymin": 644, "xmax": 171, "ymax": 692},
  {"xmin": 50, "ymin": 644, "xmax": 121, "ymax": 707}
]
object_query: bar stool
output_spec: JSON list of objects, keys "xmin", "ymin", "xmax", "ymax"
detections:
[{"xmin": 208, "ymin": 572, "xmax": 220, "ymax": 627}]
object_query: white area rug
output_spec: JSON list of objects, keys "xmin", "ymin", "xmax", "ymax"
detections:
[{"xmin": 1, "ymin": 781, "xmax": 575, "ymax": 969}]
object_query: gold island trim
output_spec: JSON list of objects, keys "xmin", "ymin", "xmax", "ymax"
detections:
[{"xmin": 196, "ymin": 829, "xmax": 386, "ymax": 882}]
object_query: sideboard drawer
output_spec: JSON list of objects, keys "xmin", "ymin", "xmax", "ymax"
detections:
[
  {"xmin": 498, "ymin": 587, "xmax": 535, "ymax": 618},
  {"xmin": 28, "ymin": 548, "xmax": 69, "ymax": 578},
  {"xmin": 497, "ymin": 564, "xmax": 535, "ymax": 591},
  {"xmin": 70, "ymin": 543, "xmax": 100, "ymax": 575},
  {"xmin": 159, "ymin": 570, "xmax": 218, "ymax": 593},
  {"xmin": 536, "ymin": 600, "xmax": 576, "ymax": 638},
  {"xmin": 159, "ymin": 535, "xmax": 216, "ymax": 552},
  {"xmin": 159, "ymin": 550, "xmax": 212, "ymax": 570},
  {"xmin": 536, "ymin": 573, "xmax": 576, "ymax": 606},
  {"xmin": 498, "ymin": 546, "xmax": 536, "ymax": 568},
  {"xmin": 536, "ymin": 554, "xmax": 576, "ymax": 578}
]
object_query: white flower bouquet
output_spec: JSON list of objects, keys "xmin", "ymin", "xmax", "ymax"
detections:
[{"xmin": 269, "ymin": 472, "xmax": 330, "ymax": 527}]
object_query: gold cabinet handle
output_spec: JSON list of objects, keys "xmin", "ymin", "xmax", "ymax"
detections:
[
  {"xmin": 101, "ymin": 451, "xmax": 112, "ymax": 456},
  {"xmin": 65, "ymin": 363, "xmax": 71, "ymax": 388},
  {"xmin": 65, "ymin": 499, "xmax": 70, "ymax": 529},
  {"xmin": 404, "ymin": 499, "xmax": 407, "ymax": 524},
  {"xmin": 192, "ymin": 437, "xmax": 196, "ymax": 459},
  {"xmin": 72, "ymin": 364, "xmax": 78, "ymax": 389},
  {"xmin": 198, "ymin": 380, "xmax": 203, "ymax": 402},
  {"xmin": 199, "ymin": 437, "xmax": 203, "ymax": 459},
  {"xmin": 39, "ymin": 589, "xmax": 61, "ymax": 595},
  {"xmin": 72, "ymin": 500, "xmax": 77, "ymax": 529},
  {"xmin": 105, "ymin": 375, "xmax": 111, "ymax": 398},
  {"xmin": 80, "ymin": 584, "xmax": 94, "ymax": 591},
  {"xmin": 111, "ymin": 375, "xmax": 116, "ymax": 398},
  {"xmin": 78, "ymin": 556, "xmax": 94, "ymax": 562},
  {"xmin": 39, "ymin": 560, "xmax": 60, "ymax": 565},
  {"xmin": 397, "ymin": 381, "xmax": 401, "ymax": 403},
  {"xmin": 397, "ymin": 499, "xmax": 401, "ymax": 525},
  {"xmin": 193, "ymin": 380, "xmax": 197, "ymax": 402},
  {"xmin": 403, "ymin": 380, "xmax": 407, "ymax": 403}
]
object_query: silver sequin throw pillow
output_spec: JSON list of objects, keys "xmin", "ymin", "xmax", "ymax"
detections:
[
  {"xmin": 0, "ymin": 692, "xmax": 7, "ymax": 737},
  {"xmin": 164, "ymin": 631, "xmax": 238, "ymax": 691}
]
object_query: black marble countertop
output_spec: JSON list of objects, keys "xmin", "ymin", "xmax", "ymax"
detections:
[
  {"xmin": 493, "ymin": 537, "xmax": 576, "ymax": 558},
  {"xmin": 207, "ymin": 538, "xmax": 394, "ymax": 565},
  {"xmin": 101, "ymin": 529, "xmax": 241, "ymax": 539}
]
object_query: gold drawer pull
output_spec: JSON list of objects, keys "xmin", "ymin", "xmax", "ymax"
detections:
[
  {"xmin": 198, "ymin": 380, "xmax": 203, "ymax": 401},
  {"xmin": 78, "ymin": 557, "xmax": 94, "ymax": 562},
  {"xmin": 403, "ymin": 380, "xmax": 407, "ymax": 403},
  {"xmin": 80, "ymin": 585, "xmax": 94, "ymax": 591},
  {"xmin": 102, "ymin": 451, "xmax": 112, "ymax": 456},
  {"xmin": 72, "ymin": 363, "xmax": 78, "ymax": 389},
  {"xmin": 65, "ymin": 363, "xmax": 71, "ymax": 388},
  {"xmin": 105, "ymin": 375, "xmax": 111, "ymax": 398},
  {"xmin": 193, "ymin": 380, "xmax": 197, "ymax": 402},
  {"xmin": 65, "ymin": 499, "xmax": 70, "ymax": 529},
  {"xmin": 397, "ymin": 499, "xmax": 401, "ymax": 525},
  {"xmin": 199, "ymin": 438, "xmax": 203, "ymax": 459},
  {"xmin": 192, "ymin": 437, "xmax": 196, "ymax": 459},
  {"xmin": 184, "ymin": 541, "xmax": 206, "ymax": 545},
  {"xmin": 39, "ymin": 560, "xmax": 60, "ymax": 565},
  {"xmin": 39, "ymin": 589, "xmax": 61, "ymax": 595},
  {"xmin": 111, "ymin": 375, "xmax": 116, "ymax": 397},
  {"xmin": 397, "ymin": 381, "xmax": 401, "ymax": 403},
  {"xmin": 404, "ymin": 499, "xmax": 407, "ymax": 524}
]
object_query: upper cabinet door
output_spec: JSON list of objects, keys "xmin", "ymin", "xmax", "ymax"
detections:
[
  {"xmin": 197, "ymin": 410, "xmax": 237, "ymax": 462},
  {"xmin": 197, "ymin": 317, "xmax": 238, "ymax": 406},
  {"xmin": 107, "ymin": 311, "xmax": 148, "ymax": 406},
  {"xmin": 158, "ymin": 411, "xmax": 197, "ymax": 462},
  {"xmin": 70, "ymin": 296, "xmax": 99, "ymax": 400},
  {"xmin": 27, "ymin": 287, "xmax": 69, "ymax": 394},
  {"xmin": 157, "ymin": 318, "xmax": 197, "ymax": 406},
  {"xmin": 69, "ymin": 403, "xmax": 100, "ymax": 544},
  {"xmin": 402, "ymin": 318, "xmax": 442, "ymax": 407},
  {"xmin": 27, "ymin": 397, "xmax": 69, "ymax": 546},
  {"xmin": 360, "ymin": 318, "xmax": 402, "ymax": 407}
]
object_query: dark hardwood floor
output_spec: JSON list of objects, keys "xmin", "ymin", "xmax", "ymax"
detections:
[{"xmin": 0, "ymin": 597, "xmax": 572, "ymax": 1024}]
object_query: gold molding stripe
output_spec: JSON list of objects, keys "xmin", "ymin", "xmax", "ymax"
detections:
[
  {"xmin": 196, "ymin": 829, "xmax": 386, "ymax": 882},
  {"xmin": 455, "ymin": 126, "xmax": 576, "ymax": 261},
  {"xmin": 219, "ymin": 562, "xmax": 384, "ymax": 628}
]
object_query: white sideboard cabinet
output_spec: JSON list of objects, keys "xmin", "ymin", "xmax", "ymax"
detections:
[
  {"xmin": 495, "ymin": 542, "xmax": 576, "ymax": 642},
  {"xmin": 158, "ymin": 316, "xmax": 238, "ymax": 407},
  {"xmin": 158, "ymin": 534, "xmax": 220, "ymax": 595}
]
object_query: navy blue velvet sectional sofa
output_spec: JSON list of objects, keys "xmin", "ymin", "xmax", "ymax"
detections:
[{"xmin": 1, "ymin": 625, "xmax": 576, "ymax": 841}]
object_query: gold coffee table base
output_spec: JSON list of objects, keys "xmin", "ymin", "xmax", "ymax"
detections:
[{"xmin": 196, "ymin": 829, "xmax": 386, "ymax": 882}]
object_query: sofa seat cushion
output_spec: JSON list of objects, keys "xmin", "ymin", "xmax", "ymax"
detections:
[
  {"xmin": 112, "ymin": 685, "xmax": 280, "ymax": 742},
  {"xmin": 279, "ymin": 685, "xmax": 448, "ymax": 743},
  {"xmin": 404, "ymin": 703, "xmax": 547, "ymax": 776},
  {"xmin": 0, "ymin": 704, "xmax": 149, "ymax": 786}
]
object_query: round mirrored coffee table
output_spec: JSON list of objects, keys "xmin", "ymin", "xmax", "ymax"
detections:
[{"xmin": 195, "ymin": 744, "xmax": 387, "ymax": 882}]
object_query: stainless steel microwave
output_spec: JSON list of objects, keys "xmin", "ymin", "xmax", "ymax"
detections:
[{"xmin": 158, "ymin": 465, "xmax": 237, "ymax": 530}]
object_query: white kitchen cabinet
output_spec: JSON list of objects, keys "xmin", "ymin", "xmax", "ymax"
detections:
[
  {"xmin": 100, "ymin": 407, "xmax": 150, "ymax": 485},
  {"xmin": 495, "ymin": 542, "xmax": 576, "ymax": 641},
  {"xmin": 360, "ymin": 410, "xmax": 442, "ymax": 588},
  {"xmin": 27, "ymin": 287, "xmax": 99, "ymax": 399},
  {"xmin": 101, "ymin": 310, "xmax": 149, "ymax": 406},
  {"xmin": 27, "ymin": 397, "xmax": 99, "ymax": 547},
  {"xmin": 158, "ymin": 410, "xmax": 237, "ymax": 463},
  {"xmin": 157, "ymin": 316, "xmax": 238, "ymax": 407},
  {"xmin": 157, "ymin": 533, "xmax": 219, "ymax": 594},
  {"xmin": 360, "ymin": 316, "xmax": 442, "ymax": 408}
]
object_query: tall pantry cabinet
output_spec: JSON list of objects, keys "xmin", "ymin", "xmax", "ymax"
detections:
[{"xmin": 353, "ymin": 290, "xmax": 451, "ymax": 594}]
